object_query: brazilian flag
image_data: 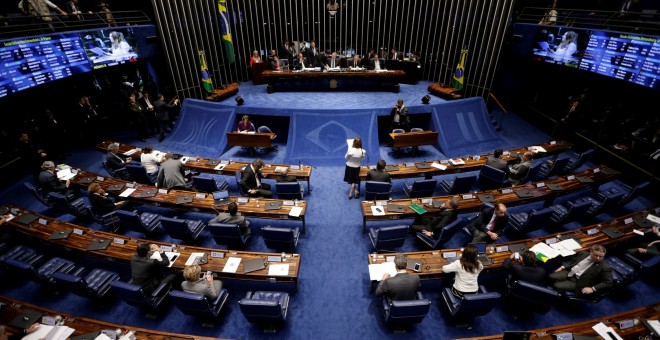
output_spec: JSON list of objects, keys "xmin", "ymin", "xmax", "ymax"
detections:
[
  {"xmin": 218, "ymin": 0, "xmax": 235, "ymax": 64},
  {"xmin": 450, "ymin": 49, "xmax": 468, "ymax": 90},
  {"xmin": 200, "ymin": 51, "xmax": 214, "ymax": 93}
]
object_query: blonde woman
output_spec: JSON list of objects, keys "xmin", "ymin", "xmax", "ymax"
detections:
[
  {"xmin": 249, "ymin": 50, "xmax": 262, "ymax": 67},
  {"xmin": 109, "ymin": 31, "xmax": 131, "ymax": 56}
]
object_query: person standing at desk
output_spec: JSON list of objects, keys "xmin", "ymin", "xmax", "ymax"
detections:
[
  {"xmin": 249, "ymin": 50, "xmax": 262, "ymax": 67},
  {"xmin": 237, "ymin": 115, "xmax": 255, "ymax": 132},
  {"xmin": 390, "ymin": 99, "xmax": 409, "ymax": 132},
  {"xmin": 344, "ymin": 137, "xmax": 366, "ymax": 199}
]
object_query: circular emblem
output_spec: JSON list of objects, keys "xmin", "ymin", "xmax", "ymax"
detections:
[
  {"xmin": 329, "ymin": 79, "xmax": 338, "ymax": 89},
  {"xmin": 454, "ymin": 68, "xmax": 464, "ymax": 78}
]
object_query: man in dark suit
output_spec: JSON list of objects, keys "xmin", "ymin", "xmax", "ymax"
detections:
[
  {"xmin": 370, "ymin": 53, "xmax": 384, "ymax": 70},
  {"xmin": 388, "ymin": 47, "xmax": 403, "ymax": 61},
  {"xmin": 486, "ymin": 149, "xmax": 510, "ymax": 175},
  {"xmin": 361, "ymin": 48, "xmax": 375, "ymax": 68},
  {"xmin": 106, "ymin": 143, "xmax": 131, "ymax": 179},
  {"xmin": 326, "ymin": 51, "xmax": 340, "ymax": 69},
  {"xmin": 503, "ymin": 250, "xmax": 547, "ymax": 286},
  {"xmin": 348, "ymin": 54, "xmax": 362, "ymax": 69},
  {"xmin": 293, "ymin": 52, "xmax": 308, "ymax": 70},
  {"xmin": 37, "ymin": 160, "xmax": 71, "ymax": 194},
  {"xmin": 548, "ymin": 244, "xmax": 613, "ymax": 298},
  {"xmin": 153, "ymin": 94, "xmax": 179, "ymax": 142},
  {"xmin": 375, "ymin": 254, "xmax": 421, "ymax": 301},
  {"xmin": 240, "ymin": 159, "xmax": 273, "ymax": 198},
  {"xmin": 306, "ymin": 40, "xmax": 319, "ymax": 65},
  {"xmin": 509, "ymin": 151, "xmax": 534, "ymax": 185},
  {"xmin": 412, "ymin": 196, "xmax": 459, "ymax": 238},
  {"xmin": 138, "ymin": 91, "xmax": 158, "ymax": 136},
  {"xmin": 88, "ymin": 182, "xmax": 129, "ymax": 215},
  {"xmin": 275, "ymin": 167, "xmax": 297, "ymax": 183},
  {"xmin": 16, "ymin": 132, "xmax": 47, "ymax": 180},
  {"xmin": 367, "ymin": 160, "xmax": 391, "ymax": 182},
  {"xmin": 467, "ymin": 202, "xmax": 509, "ymax": 243},
  {"xmin": 209, "ymin": 202, "xmax": 251, "ymax": 236},
  {"xmin": 130, "ymin": 242, "xmax": 176, "ymax": 295}
]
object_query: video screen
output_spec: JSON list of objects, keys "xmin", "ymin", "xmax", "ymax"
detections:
[
  {"xmin": 532, "ymin": 27, "xmax": 590, "ymax": 68},
  {"xmin": 81, "ymin": 27, "xmax": 139, "ymax": 70}
]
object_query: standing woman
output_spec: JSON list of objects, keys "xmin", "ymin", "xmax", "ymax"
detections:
[
  {"xmin": 442, "ymin": 245, "xmax": 483, "ymax": 297},
  {"xmin": 249, "ymin": 50, "xmax": 262, "ymax": 67},
  {"xmin": 344, "ymin": 137, "xmax": 366, "ymax": 199}
]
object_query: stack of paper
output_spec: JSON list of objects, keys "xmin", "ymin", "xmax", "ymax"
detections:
[
  {"xmin": 431, "ymin": 162, "xmax": 447, "ymax": 170},
  {"xmin": 448, "ymin": 158, "xmax": 465, "ymax": 166},
  {"xmin": 56, "ymin": 168, "xmax": 76, "ymax": 181},
  {"xmin": 123, "ymin": 149, "xmax": 138, "ymax": 156},
  {"xmin": 530, "ymin": 242, "xmax": 560, "ymax": 262},
  {"xmin": 529, "ymin": 146, "xmax": 547, "ymax": 153},
  {"xmin": 368, "ymin": 262, "xmax": 397, "ymax": 281},
  {"xmin": 549, "ymin": 238, "xmax": 582, "ymax": 257},
  {"xmin": 22, "ymin": 325, "xmax": 75, "ymax": 340},
  {"xmin": 268, "ymin": 263, "xmax": 289, "ymax": 276},
  {"xmin": 223, "ymin": 257, "xmax": 241, "ymax": 273},
  {"xmin": 185, "ymin": 252, "xmax": 206, "ymax": 266},
  {"xmin": 119, "ymin": 188, "xmax": 136, "ymax": 197},
  {"xmin": 592, "ymin": 322, "xmax": 623, "ymax": 340},
  {"xmin": 289, "ymin": 206, "xmax": 303, "ymax": 217}
]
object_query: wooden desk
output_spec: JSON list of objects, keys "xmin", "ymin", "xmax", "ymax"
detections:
[
  {"xmin": 368, "ymin": 208, "xmax": 652, "ymax": 281},
  {"xmin": 67, "ymin": 169, "xmax": 307, "ymax": 233},
  {"xmin": 96, "ymin": 141, "xmax": 313, "ymax": 193},
  {"xmin": 384, "ymin": 60, "xmax": 420, "ymax": 84},
  {"xmin": 359, "ymin": 140, "xmax": 572, "ymax": 181},
  {"xmin": 389, "ymin": 130, "xmax": 439, "ymax": 148},
  {"xmin": 204, "ymin": 82, "xmax": 239, "ymax": 102},
  {"xmin": 262, "ymin": 70, "xmax": 406, "ymax": 93},
  {"xmin": 455, "ymin": 303, "xmax": 660, "ymax": 339},
  {"xmin": 2, "ymin": 205, "xmax": 301, "ymax": 285},
  {"xmin": 428, "ymin": 82, "xmax": 462, "ymax": 100},
  {"xmin": 251, "ymin": 62, "xmax": 270, "ymax": 85},
  {"xmin": 226, "ymin": 132, "xmax": 276, "ymax": 148},
  {"xmin": 360, "ymin": 165, "xmax": 619, "ymax": 232},
  {"xmin": 0, "ymin": 296, "xmax": 230, "ymax": 340}
]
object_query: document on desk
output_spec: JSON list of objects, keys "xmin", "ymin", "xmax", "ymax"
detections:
[
  {"xmin": 214, "ymin": 163, "xmax": 226, "ymax": 171},
  {"xmin": 289, "ymin": 206, "xmax": 303, "ymax": 217},
  {"xmin": 550, "ymin": 243, "xmax": 576, "ymax": 257},
  {"xmin": 185, "ymin": 252, "xmax": 206, "ymax": 266},
  {"xmin": 223, "ymin": 257, "xmax": 241, "ymax": 273},
  {"xmin": 150, "ymin": 251, "xmax": 178, "ymax": 267},
  {"xmin": 431, "ymin": 162, "xmax": 447, "ymax": 170},
  {"xmin": 592, "ymin": 322, "xmax": 623, "ymax": 340},
  {"xmin": 529, "ymin": 146, "xmax": 547, "ymax": 153},
  {"xmin": 530, "ymin": 242, "xmax": 560, "ymax": 262},
  {"xmin": 22, "ymin": 324, "xmax": 75, "ymax": 340},
  {"xmin": 371, "ymin": 205, "xmax": 386, "ymax": 216},
  {"xmin": 56, "ymin": 168, "xmax": 76, "ymax": 181},
  {"xmin": 368, "ymin": 262, "xmax": 397, "ymax": 281},
  {"xmin": 647, "ymin": 213, "xmax": 660, "ymax": 224},
  {"xmin": 123, "ymin": 148, "xmax": 138, "ymax": 156},
  {"xmin": 268, "ymin": 263, "xmax": 289, "ymax": 276},
  {"xmin": 119, "ymin": 188, "xmax": 136, "ymax": 197}
]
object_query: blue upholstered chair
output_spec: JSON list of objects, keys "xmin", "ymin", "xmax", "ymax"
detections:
[
  {"xmin": 439, "ymin": 174, "xmax": 476, "ymax": 195},
  {"xmin": 169, "ymin": 289, "xmax": 230, "ymax": 327},
  {"xmin": 364, "ymin": 181, "xmax": 392, "ymax": 200},
  {"xmin": 568, "ymin": 190, "xmax": 624, "ymax": 216},
  {"xmin": 441, "ymin": 286, "xmax": 500, "ymax": 327},
  {"xmin": 192, "ymin": 175, "xmax": 229, "ymax": 193},
  {"xmin": 0, "ymin": 245, "xmax": 38, "ymax": 265},
  {"xmin": 599, "ymin": 181, "xmax": 651, "ymax": 206},
  {"xmin": 47, "ymin": 192, "xmax": 90, "ymax": 218},
  {"xmin": 51, "ymin": 268, "xmax": 120, "ymax": 300},
  {"xmin": 549, "ymin": 200, "xmax": 592, "ymax": 225},
  {"xmin": 238, "ymin": 291, "xmax": 290, "ymax": 332},
  {"xmin": 624, "ymin": 252, "xmax": 660, "ymax": 280},
  {"xmin": 110, "ymin": 280, "xmax": 172, "ymax": 319},
  {"xmin": 23, "ymin": 181, "xmax": 51, "ymax": 207},
  {"xmin": 209, "ymin": 222, "xmax": 251, "ymax": 248},
  {"xmin": 5, "ymin": 256, "xmax": 77, "ymax": 286},
  {"xmin": 368, "ymin": 225, "xmax": 409, "ymax": 252},
  {"xmin": 537, "ymin": 156, "xmax": 571, "ymax": 179},
  {"xmin": 518, "ymin": 161, "xmax": 543, "ymax": 184},
  {"xmin": 275, "ymin": 182, "xmax": 304, "ymax": 200},
  {"xmin": 416, "ymin": 218, "xmax": 464, "ymax": 250},
  {"xmin": 125, "ymin": 163, "xmax": 154, "ymax": 184},
  {"xmin": 262, "ymin": 226, "xmax": 300, "ymax": 252},
  {"xmin": 114, "ymin": 210, "xmax": 161, "ymax": 235},
  {"xmin": 508, "ymin": 207, "xmax": 554, "ymax": 233},
  {"xmin": 403, "ymin": 179, "xmax": 437, "ymax": 198},
  {"xmin": 607, "ymin": 256, "xmax": 637, "ymax": 288},
  {"xmin": 565, "ymin": 148, "xmax": 594, "ymax": 170},
  {"xmin": 159, "ymin": 216, "xmax": 206, "ymax": 242},
  {"xmin": 381, "ymin": 292, "xmax": 431, "ymax": 331},
  {"xmin": 478, "ymin": 165, "xmax": 509, "ymax": 190},
  {"xmin": 506, "ymin": 280, "xmax": 561, "ymax": 314}
]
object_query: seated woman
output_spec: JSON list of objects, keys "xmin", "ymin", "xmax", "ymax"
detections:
[
  {"xmin": 140, "ymin": 146, "xmax": 162, "ymax": 184},
  {"xmin": 88, "ymin": 182, "xmax": 129, "ymax": 215},
  {"xmin": 442, "ymin": 245, "xmax": 483, "ymax": 297},
  {"xmin": 237, "ymin": 114, "xmax": 255, "ymax": 132},
  {"xmin": 181, "ymin": 264, "xmax": 222, "ymax": 299}
]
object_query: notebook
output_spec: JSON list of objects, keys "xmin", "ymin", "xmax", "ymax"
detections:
[
  {"xmin": 213, "ymin": 190, "xmax": 231, "ymax": 206},
  {"xmin": 415, "ymin": 163, "xmax": 431, "ymax": 169},
  {"xmin": 14, "ymin": 213, "xmax": 38, "ymax": 225},
  {"xmin": 477, "ymin": 194, "xmax": 496, "ymax": 203},
  {"xmin": 86, "ymin": 239, "xmax": 111, "ymax": 251},
  {"xmin": 107, "ymin": 184, "xmax": 125, "ymax": 191},
  {"xmin": 406, "ymin": 258, "xmax": 422, "ymax": 272},
  {"xmin": 546, "ymin": 183, "xmax": 564, "ymax": 191},
  {"xmin": 176, "ymin": 196, "xmax": 193, "ymax": 204},
  {"xmin": 78, "ymin": 177, "xmax": 95, "ymax": 184},
  {"xmin": 514, "ymin": 189, "xmax": 534, "ymax": 198},
  {"xmin": 139, "ymin": 190, "xmax": 157, "ymax": 198},
  {"xmin": 469, "ymin": 242, "xmax": 493, "ymax": 265},
  {"xmin": 265, "ymin": 201, "xmax": 282, "ymax": 211},
  {"xmin": 385, "ymin": 165, "xmax": 400, "ymax": 172},
  {"xmin": 602, "ymin": 227, "xmax": 624, "ymax": 239},
  {"xmin": 386, "ymin": 204, "xmax": 405, "ymax": 213},
  {"xmin": 243, "ymin": 258, "xmax": 266, "ymax": 273},
  {"xmin": 48, "ymin": 229, "xmax": 73, "ymax": 240}
]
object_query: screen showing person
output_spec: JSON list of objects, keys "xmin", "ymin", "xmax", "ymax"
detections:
[
  {"xmin": 82, "ymin": 28, "xmax": 139, "ymax": 69},
  {"xmin": 531, "ymin": 27, "xmax": 585, "ymax": 67}
]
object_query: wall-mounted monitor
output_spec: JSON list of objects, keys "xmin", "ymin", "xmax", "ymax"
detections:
[
  {"xmin": 531, "ymin": 27, "xmax": 590, "ymax": 68},
  {"xmin": 81, "ymin": 27, "xmax": 139, "ymax": 70}
]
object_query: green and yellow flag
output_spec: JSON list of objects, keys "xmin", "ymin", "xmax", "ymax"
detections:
[
  {"xmin": 200, "ymin": 51, "xmax": 214, "ymax": 93},
  {"xmin": 218, "ymin": 0, "xmax": 235, "ymax": 64},
  {"xmin": 450, "ymin": 49, "xmax": 468, "ymax": 90}
]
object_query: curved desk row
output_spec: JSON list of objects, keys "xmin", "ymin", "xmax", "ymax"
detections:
[
  {"xmin": 358, "ymin": 140, "xmax": 571, "ymax": 181},
  {"xmin": 2, "ymin": 205, "xmax": 301, "ymax": 285},
  {"xmin": 96, "ymin": 140, "xmax": 313, "ymax": 193},
  {"xmin": 67, "ymin": 169, "xmax": 307, "ymax": 233},
  {"xmin": 361, "ymin": 165, "xmax": 620, "ymax": 232},
  {"xmin": 261, "ymin": 69, "xmax": 406, "ymax": 93}
]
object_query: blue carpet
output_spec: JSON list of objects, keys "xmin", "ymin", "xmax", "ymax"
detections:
[{"xmin": 0, "ymin": 82, "xmax": 658, "ymax": 340}]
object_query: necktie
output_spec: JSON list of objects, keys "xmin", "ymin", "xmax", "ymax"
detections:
[{"xmin": 332, "ymin": 59, "xmax": 335, "ymax": 68}]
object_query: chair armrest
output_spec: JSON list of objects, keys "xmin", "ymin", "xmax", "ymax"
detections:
[
  {"xmin": 71, "ymin": 266, "xmax": 86, "ymax": 276},
  {"xmin": 212, "ymin": 288, "xmax": 229, "ymax": 305},
  {"xmin": 478, "ymin": 285, "xmax": 489, "ymax": 293},
  {"xmin": 245, "ymin": 291, "xmax": 254, "ymax": 299},
  {"xmin": 416, "ymin": 291, "xmax": 424, "ymax": 300},
  {"xmin": 151, "ymin": 280, "xmax": 171, "ymax": 298}
]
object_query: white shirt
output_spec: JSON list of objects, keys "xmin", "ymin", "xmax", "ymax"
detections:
[
  {"xmin": 345, "ymin": 147, "xmax": 365, "ymax": 168},
  {"xmin": 141, "ymin": 153, "xmax": 161, "ymax": 174},
  {"xmin": 442, "ymin": 260, "xmax": 483, "ymax": 293}
]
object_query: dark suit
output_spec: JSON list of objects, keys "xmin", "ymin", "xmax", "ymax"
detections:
[
  {"xmin": 347, "ymin": 59, "xmax": 362, "ymax": 68},
  {"xmin": 38, "ymin": 170, "xmax": 68, "ymax": 194},
  {"xmin": 548, "ymin": 251, "xmax": 613, "ymax": 296},
  {"xmin": 138, "ymin": 96, "xmax": 158, "ymax": 134},
  {"xmin": 468, "ymin": 206, "xmax": 509, "ymax": 243},
  {"xmin": 89, "ymin": 192, "xmax": 116, "ymax": 215},
  {"xmin": 502, "ymin": 258, "xmax": 547, "ymax": 286},
  {"xmin": 412, "ymin": 209, "xmax": 457, "ymax": 238},
  {"xmin": 326, "ymin": 57, "xmax": 340, "ymax": 69},
  {"xmin": 375, "ymin": 272, "xmax": 420, "ymax": 301},
  {"xmin": 156, "ymin": 159, "xmax": 187, "ymax": 189},
  {"xmin": 509, "ymin": 160, "xmax": 533, "ymax": 185},
  {"xmin": 293, "ymin": 58, "xmax": 307, "ymax": 70},
  {"xmin": 306, "ymin": 47, "xmax": 319, "ymax": 65},
  {"xmin": 106, "ymin": 152, "xmax": 129, "ymax": 179},
  {"xmin": 370, "ymin": 59, "xmax": 385, "ymax": 70},
  {"xmin": 130, "ymin": 252, "xmax": 173, "ymax": 294},
  {"xmin": 366, "ymin": 169, "xmax": 391, "ymax": 183},
  {"xmin": 486, "ymin": 156, "xmax": 510, "ymax": 175},
  {"xmin": 153, "ymin": 99, "xmax": 177, "ymax": 140},
  {"xmin": 210, "ymin": 212, "xmax": 251, "ymax": 236},
  {"xmin": 361, "ymin": 54, "xmax": 374, "ymax": 68},
  {"xmin": 388, "ymin": 52, "xmax": 403, "ymax": 61},
  {"xmin": 240, "ymin": 165, "xmax": 272, "ymax": 198}
]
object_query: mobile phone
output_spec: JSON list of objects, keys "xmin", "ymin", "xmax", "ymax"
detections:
[
  {"xmin": 413, "ymin": 263, "xmax": 421, "ymax": 272},
  {"xmin": 206, "ymin": 270, "xmax": 212, "ymax": 277},
  {"xmin": 514, "ymin": 252, "xmax": 520, "ymax": 260}
]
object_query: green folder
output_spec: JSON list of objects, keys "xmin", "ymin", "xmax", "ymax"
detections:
[{"xmin": 409, "ymin": 203, "xmax": 426, "ymax": 214}]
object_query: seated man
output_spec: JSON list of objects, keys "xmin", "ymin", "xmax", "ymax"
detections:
[
  {"xmin": 156, "ymin": 153, "xmax": 187, "ymax": 189},
  {"xmin": 326, "ymin": 51, "xmax": 340, "ymax": 69},
  {"xmin": 209, "ymin": 202, "xmax": 251, "ymax": 236},
  {"xmin": 181, "ymin": 264, "xmax": 222, "ymax": 299},
  {"xmin": 240, "ymin": 159, "xmax": 272, "ymax": 198},
  {"xmin": 106, "ymin": 143, "xmax": 131, "ymax": 179},
  {"xmin": 467, "ymin": 203, "xmax": 509, "ymax": 244},
  {"xmin": 375, "ymin": 254, "xmax": 421, "ymax": 301},
  {"xmin": 503, "ymin": 250, "xmax": 547, "ymax": 286},
  {"xmin": 549, "ymin": 244, "xmax": 613, "ymax": 298},
  {"xmin": 348, "ymin": 54, "xmax": 362, "ymax": 69},
  {"xmin": 276, "ymin": 167, "xmax": 297, "ymax": 183},
  {"xmin": 486, "ymin": 149, "xmax": 510, "ymax": 175},
  {"xmin": 38, "ymin": 161, "xmax": 72, "ymax": 195},
  {"xmin": 626, "ymin": 226, "xmax": 660, "ymax": 259},
  {"xmin": 411, "ymin": 196, "xmax": 459, "ymax": 238},
  {"xmin": 87, "ymin": 182, "xmax": 129, "ymax": 215},
  {"xmin": 370, "ymin": 53, "xmax": 384, "ymax": 70},
  {"xmin": 508, "ymin": 151, "xmax": 534, "ymax": 185},
  {"xmin": 130, "ymin": 242, "xmax": 176, "ymax": 295},
  {"xmin": 293, "ymin": 52, "xmax": 308, "ymax": 70},
  {"xmin": 367, "ymin": 160, "xmax": 391, "ymax": 183}
]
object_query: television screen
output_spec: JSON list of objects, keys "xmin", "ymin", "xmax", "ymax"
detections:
[
  {"xmin": 531, "ymin": 27, "xmax": 590, "ymax": 68},
  {"xmin": 81, "ymin": 27, "xmax": 139, "ymax": 70},
  {"xmin": 0, "ymin": 33, "xmax": 92, "ymax": 98}
]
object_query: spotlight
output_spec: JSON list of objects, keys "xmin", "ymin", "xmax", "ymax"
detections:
[
  {"xmin": 422, "ymin": 94, "xmax": 431, "ymax": 104},
  {"xmin": 235, "ymin": 96, "xmax": 244, "ymax": 105}
]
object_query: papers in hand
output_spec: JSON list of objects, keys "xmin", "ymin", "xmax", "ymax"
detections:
[
  {"xmin": 268, "ymin": 263, "xmax": 289, "ymax": 276},
  {"xmin": 289, "ymin": 206, "xmax": 303, "ymax": 217},
  {"xmin": 150, "ymin": 251, "xmax": 178, "ymax": 267},
  {"xmin": 431, "ymin": 162, "xmax": 447, "ymax": 170},
  {"xmin": 185, "ymin": 252, "xmax": 206, "ymax": 266},
  {"xmin": 223, "ymin": 257, "xmax": 241, "ymax": 273},
  {"xmin": 119, "ymin": 188, "xmax": 136, "ymax": 197},
  {"xmin": 368, "ymin": 262, "xmax": 397, "ymax": 281},
  {"xmin": 528, "ymin": 146, "xmax": 547, "ymax": 153}
]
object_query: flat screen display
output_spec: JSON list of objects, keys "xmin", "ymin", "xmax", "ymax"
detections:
[
  {"xmin": 81, "ymin": 27, "xmax": 139, "ymax": 70},
  {"xmin": 531, "ymin": 27, "xmax": 590, "ymax": 68}
]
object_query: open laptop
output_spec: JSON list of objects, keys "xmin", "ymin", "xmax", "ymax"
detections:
[
  {"xmin": 385, "ymin": 165, "xmax": 400, "ymax": 172},
  {"xmin": 602, "ymin": 227, "xmax": 624, "ymax": 239},
  {"xmin": 213, "ymin": 190, "xmax": 231, "ymax": 206},
  {"xmin": 507, "ymin": 243, "xmax": 528, "ymax": 254},
  {"xmin": 406, "ymin": 258, "xmax": 422, "ymax": 272},
  {"xmin": 265, "ymin": 201, "xmax": 282, "ymax": 211},
  {"xmin": 14, "ymin": 213, "xmax": 38, "ymax": 225},
  {"xmin": 243, "ymin": 258, "xmax": 266, "ymax": 273},
  {"xmin": 468, "ymin": 242, "xmax": 493, "ymax": 265}
]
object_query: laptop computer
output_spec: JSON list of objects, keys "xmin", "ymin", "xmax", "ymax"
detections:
[
  {"xmin": 602, "ymin": 227, "xmax": 624, "ymax": 239},
  {"xmin": 406, "ymin": 258, "xmax": 422, "ymax": 272},
  {"xmin": 176, "ymin": 196, "xmax": 193, "ymax": 204},
  {"xmin": 107, "ymin": 183, "xmax": 125, "ymax": 191},
  {"xmin": 14, "ymin": 213, "xmax": 38, "ymax": 225},
  {"xmin": 78, "ymin": 177, "xmax": 95, "ymax": 184},
  {"xmin": 514, "ymin": 189, "xmax": 534, "ymax": 198},
  {"xmin": 49, "ymin": 229, "xmax": 73, "ymax": 240},
  {"xmin": 139, "ymin": 189, "xmax": 157, "ymax": 198},
  {"xmin": 571, "ymin": 335, "xmax": 599, "ymax": 340},
  {"xmin": 633, "ymin": 216, "xmax": 654, "ymax": 229},
  {"xmin": 9, "ymin": 310, "xmax": 43, "ymax": 329},
  {"xmin": 468, "ymin": 242, "xmax": 493, "ymax": 265},
  {"xmin": 546, "ymin": 183, "xmax": 564, "ymax": 191},
  {"xmin": 265, "ymin": 201, "xmax": 282, "ymax": 211},
  {"xmin": 86, "ymin": 239, "xmax": 111, "ymax": 251},
  {"xmin": 575, "ymin": 176, "xmax": 594, "ymax": 183},
  {"xmin": 507, "ymin": 243, "xmax": 528, "ymax": 254},
  {"xmin": 600, "ymin": 167, "xmax": 620, "ymax": 175},
  {"xmin": 213, "ymin": 190, "xmax": 231, "ymax": 206},
  {"xmin": 385, "ymin": 165, "xmax": 400, "ymax": 172},
  {"xmin": 415, "ymin": 163, "xmax": 431, "ymax": 169},
  {"xmin": 243, "ymin": 258, "xmax": 266, "ymax": 273},
  {"xmin": 386, "ymin": 204, "xmax": 405, "ymax": 213},
  {"xmin": 432, "ymin": 200, "xmax": 444, "ymax": 208},
  {"xmin": 477, "ymin": 194, "xmax": 496, "ymax": 204}
]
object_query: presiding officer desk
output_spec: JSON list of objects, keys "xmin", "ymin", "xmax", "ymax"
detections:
[
  {"xmin": 0, "ymin": 296, "xmax": 229, "ymax": 340},
  {"xmin": 455, "ymin": 303, "xmax": 660, "ymax": 339},
  {"xmin": 96, "ymin": 141, "xmax": 313, "ymax": 193},
  {"xmin": 368, "ymin": 208, "xmax": 656, "ymax": 281},
  {"xmin": 226, "ymin": 131, "xmax": 276, "ymax": 148},
  {"xmin": 261, "ymin": 69, "xmax": 406, "ymax": 93},
  {"xmin": 361, "ymin": 165, "xmax": 620, "ymax": 232},
  {"xmin": 67, "ymin": 168, "xmax": 308, "ymax": 233},
  {"xmin": 389, "ymin": 130, "xmax": 439, "ymax": 149},
  {"xmin": 2, "ymin": 205, "xmax": 301, "ymax": 286},
  {"xmin": 359, "ymin": 140, "xmax": 572, "ymax": 181}
]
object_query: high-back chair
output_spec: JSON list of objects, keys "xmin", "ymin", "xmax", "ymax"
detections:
[{"xmin": 169, "ymin": 289, "xmax": 230, "ymax": 327}]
